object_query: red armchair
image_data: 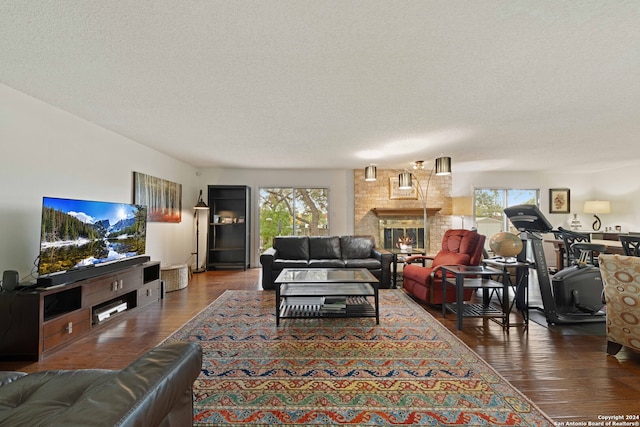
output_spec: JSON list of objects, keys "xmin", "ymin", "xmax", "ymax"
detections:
[{"xmin": 403, "ymin": 229, "xmax": 486, "ymax": 305}]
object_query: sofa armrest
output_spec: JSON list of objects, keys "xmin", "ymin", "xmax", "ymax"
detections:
[
  {"xmin": 260, "ymin": 247, "xmax": 278, "ymax": 290},
  {"xmin": 260, "ymin": 247, "xmax": 277, "ymax": 263},
  {"xmin": 0, "ymin": 372, "xmax": 27, "ymax": 387},
  {"xmin": 371, "ymin": 247, "xmax": 392, "ymax": 288},
  {"xmin": 51, "ymin": 342, "xmax": 202, "ymax": 427}
]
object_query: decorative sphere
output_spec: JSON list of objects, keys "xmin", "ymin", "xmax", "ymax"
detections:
[{"xmin": 489, "ymin": 232, "xmax": 523, "ymax": 257}]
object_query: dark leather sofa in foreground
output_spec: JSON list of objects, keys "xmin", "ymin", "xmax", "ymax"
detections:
[
  {"xmin": 260, "ymin": 235, "xmax": 392, "ymax": 290},
  {"xmin": 0, "ymin": 342, "xmax": 202, "ymax": 427}
]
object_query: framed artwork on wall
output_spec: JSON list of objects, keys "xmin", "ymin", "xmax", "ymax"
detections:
[
  {"xmin": 133, "ymin": 172, "xmax": 182, "ymax": 222},
  {"xmin": 389, "ymin": 177, "xmax": 418, "ymax": 200},
  {"xmin": 549, "ymin": 188, "xmax": 570, "ymax": 214}
]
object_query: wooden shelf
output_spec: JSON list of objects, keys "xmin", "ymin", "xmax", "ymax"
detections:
[{"xmin": 371, "ymin": 207, "xmax": 441, "ymax": 217}]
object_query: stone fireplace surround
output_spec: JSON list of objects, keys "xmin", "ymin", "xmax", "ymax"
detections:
[{"xmin": 354, "ymin": 169, "xmax": 453, "ymax": 255}]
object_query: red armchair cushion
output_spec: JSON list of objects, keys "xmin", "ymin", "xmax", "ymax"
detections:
[
  {"xmin": 403, "ymin": 264, "xmax": 433, "ymax": 283},
  {"xmin": 432, "ymin": 251, "xmax": 470, "ymax": 267},
  {"xmin": 440, "ymin": 230, "xmax": 483, "ymax": 263},
  {"xmin": 403, "ymin": 252, "xmax": 470, "ymax": 302}
]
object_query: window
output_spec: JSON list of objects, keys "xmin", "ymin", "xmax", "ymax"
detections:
[
  {"xmin": 474, "ymin": 188, "xmax": 539, "ymax": 240},
  {"xmin": 259, "ymin": 188, "xmax": 329, "ymax": 251}
]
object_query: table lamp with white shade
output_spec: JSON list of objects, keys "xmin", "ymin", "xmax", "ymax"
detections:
[
  {"xmin": 452, "ymin": 197, "xmax": 473, "ymax": 229},
  {"xmin": 583, "ymin": 200, "xmax": 610, "ymax": 231}
]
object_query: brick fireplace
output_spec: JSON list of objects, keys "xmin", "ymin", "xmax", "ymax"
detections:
[{"xmin": 354, "ymin": 169, "xmax": 452, "ymax": 254}]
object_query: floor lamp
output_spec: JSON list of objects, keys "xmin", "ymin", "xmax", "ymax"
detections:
[
  {"xmin": 193, "ymin": 190, "xmax": 209, "ymax": 273},
  {"xmin": 364, "ymin": 156, "xmax": 452, "ymax": 251}
]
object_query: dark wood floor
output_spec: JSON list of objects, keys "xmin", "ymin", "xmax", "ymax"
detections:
[{"xmin": 3, "ymin": 269, "xmax": 640, "ymax": 424}]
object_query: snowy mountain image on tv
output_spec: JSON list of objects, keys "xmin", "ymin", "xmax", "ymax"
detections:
[{"xmin": 39, "ymin": 197, "xmax": 147, "ymax": 275}]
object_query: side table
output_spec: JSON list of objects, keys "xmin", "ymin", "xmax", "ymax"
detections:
[
  {"xmin": 441, "ymin": 265, "xmax": 508, "ymax": 330},
  {"xmin": 482, "ymin": 258, "xmax": 530, "ymax": 328},
  {"xmin": 390, "ymin": 249, "xmax": 426, "ymax": 288}
]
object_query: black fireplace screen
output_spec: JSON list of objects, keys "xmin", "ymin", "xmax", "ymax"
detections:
[{"xmin": 383, "ymin": 227, "xmax": 425, "ymax": 250}]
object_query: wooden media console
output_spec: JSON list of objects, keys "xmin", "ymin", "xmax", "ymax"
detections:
[{"xmin": 0, "ymin": 260, "xmax": 161, "ymax": 361}]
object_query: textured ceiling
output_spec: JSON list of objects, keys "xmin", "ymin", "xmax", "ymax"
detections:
[{"xmin": 1, "ymin": 1, "xmax": 639, "ymax": 173}]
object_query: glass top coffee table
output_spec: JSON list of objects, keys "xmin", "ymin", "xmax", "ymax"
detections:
[{"xmin": 274, "ymin": 268, "xmax": 379, "ymax": 326}]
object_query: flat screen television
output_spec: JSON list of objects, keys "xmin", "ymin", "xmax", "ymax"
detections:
[
  {"xmin": 503, "ymin": 204, "xmax": 554, "ymax": 233},
  {"xmin": 38, "ymin": 197, "xmax": 147, "ymax": 276}
]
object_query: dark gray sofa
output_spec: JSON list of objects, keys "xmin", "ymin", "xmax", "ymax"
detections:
[
  {"xmin": 0, "ymin": 342, "xmax": 202, "ymax": 427},
  {"xmin": 260, "ymin": 235, "xmax": 392, "ymax": 290}
]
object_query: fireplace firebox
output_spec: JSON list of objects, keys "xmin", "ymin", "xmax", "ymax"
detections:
[{"xmin": 379, "ymin": 218, "xmax": 428, "ymax": 251}]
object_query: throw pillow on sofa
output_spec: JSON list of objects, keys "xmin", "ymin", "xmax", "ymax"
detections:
[
  {"xmin": 340, "ymin": 236, "xmax": 374, "ymax": 259},
  {"xmin": 274, "ymin": 236, "xmax": 310, "ymax": 260},
  {"xmin": 309, "ymin": 236, "xmax": 341, "ymax": 259}
]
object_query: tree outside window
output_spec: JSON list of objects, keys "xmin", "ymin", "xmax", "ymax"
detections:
[
  {"xmin": 259, "ymin": 188, "xmax": 329, "ymax": 251},
  {"xmin": 474, "ymin": 188, "xmax": 538, "ymax": 245}
]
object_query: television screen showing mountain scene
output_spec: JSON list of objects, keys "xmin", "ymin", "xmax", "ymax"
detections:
[{"xmin": 39, "ymin": 197, "xmax": 147, "ymax": 275}]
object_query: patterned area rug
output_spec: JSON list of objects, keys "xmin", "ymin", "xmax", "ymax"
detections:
[{"xmin": 165, "ymin": 290, "xmax": 554, "ymax": 426}]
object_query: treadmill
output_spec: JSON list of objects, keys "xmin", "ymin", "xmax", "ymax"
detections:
[{"xmin": 504, "ymin": 204, "xmax": 605, "ymax": 325}]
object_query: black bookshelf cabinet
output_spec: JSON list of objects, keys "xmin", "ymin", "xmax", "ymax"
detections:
[{"xmin": 207, "ymin": 185, "xmax": 250, "ymax": 270}]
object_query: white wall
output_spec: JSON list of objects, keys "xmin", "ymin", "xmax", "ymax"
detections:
[
  {"xmin": 453, "ymin": 169, "xmax": 640, "ymax": 232},
  {"xmin": 198, "ymin": 168, "xmax": 354, "ymax": 267},
  {"xmin": 0, "ymin": 84, "xmax": 199, "ymax": 281}
]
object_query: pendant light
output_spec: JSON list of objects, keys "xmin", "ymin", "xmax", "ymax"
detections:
[
  {"xmin": 398, "ymin": 171, "xmax": 413, "ymax": 189},
  {"xmin": 435, "ymin": 156, "xmax": 452, "ymax": 175},
  {"xmin": 364, "ymin": 165, "xmax": 377, "ymax": 181}
]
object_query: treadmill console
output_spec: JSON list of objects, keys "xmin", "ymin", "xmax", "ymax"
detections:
[{"xmin": 504, "ymin": 204, "xmax": 553, "ymax": 233}]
